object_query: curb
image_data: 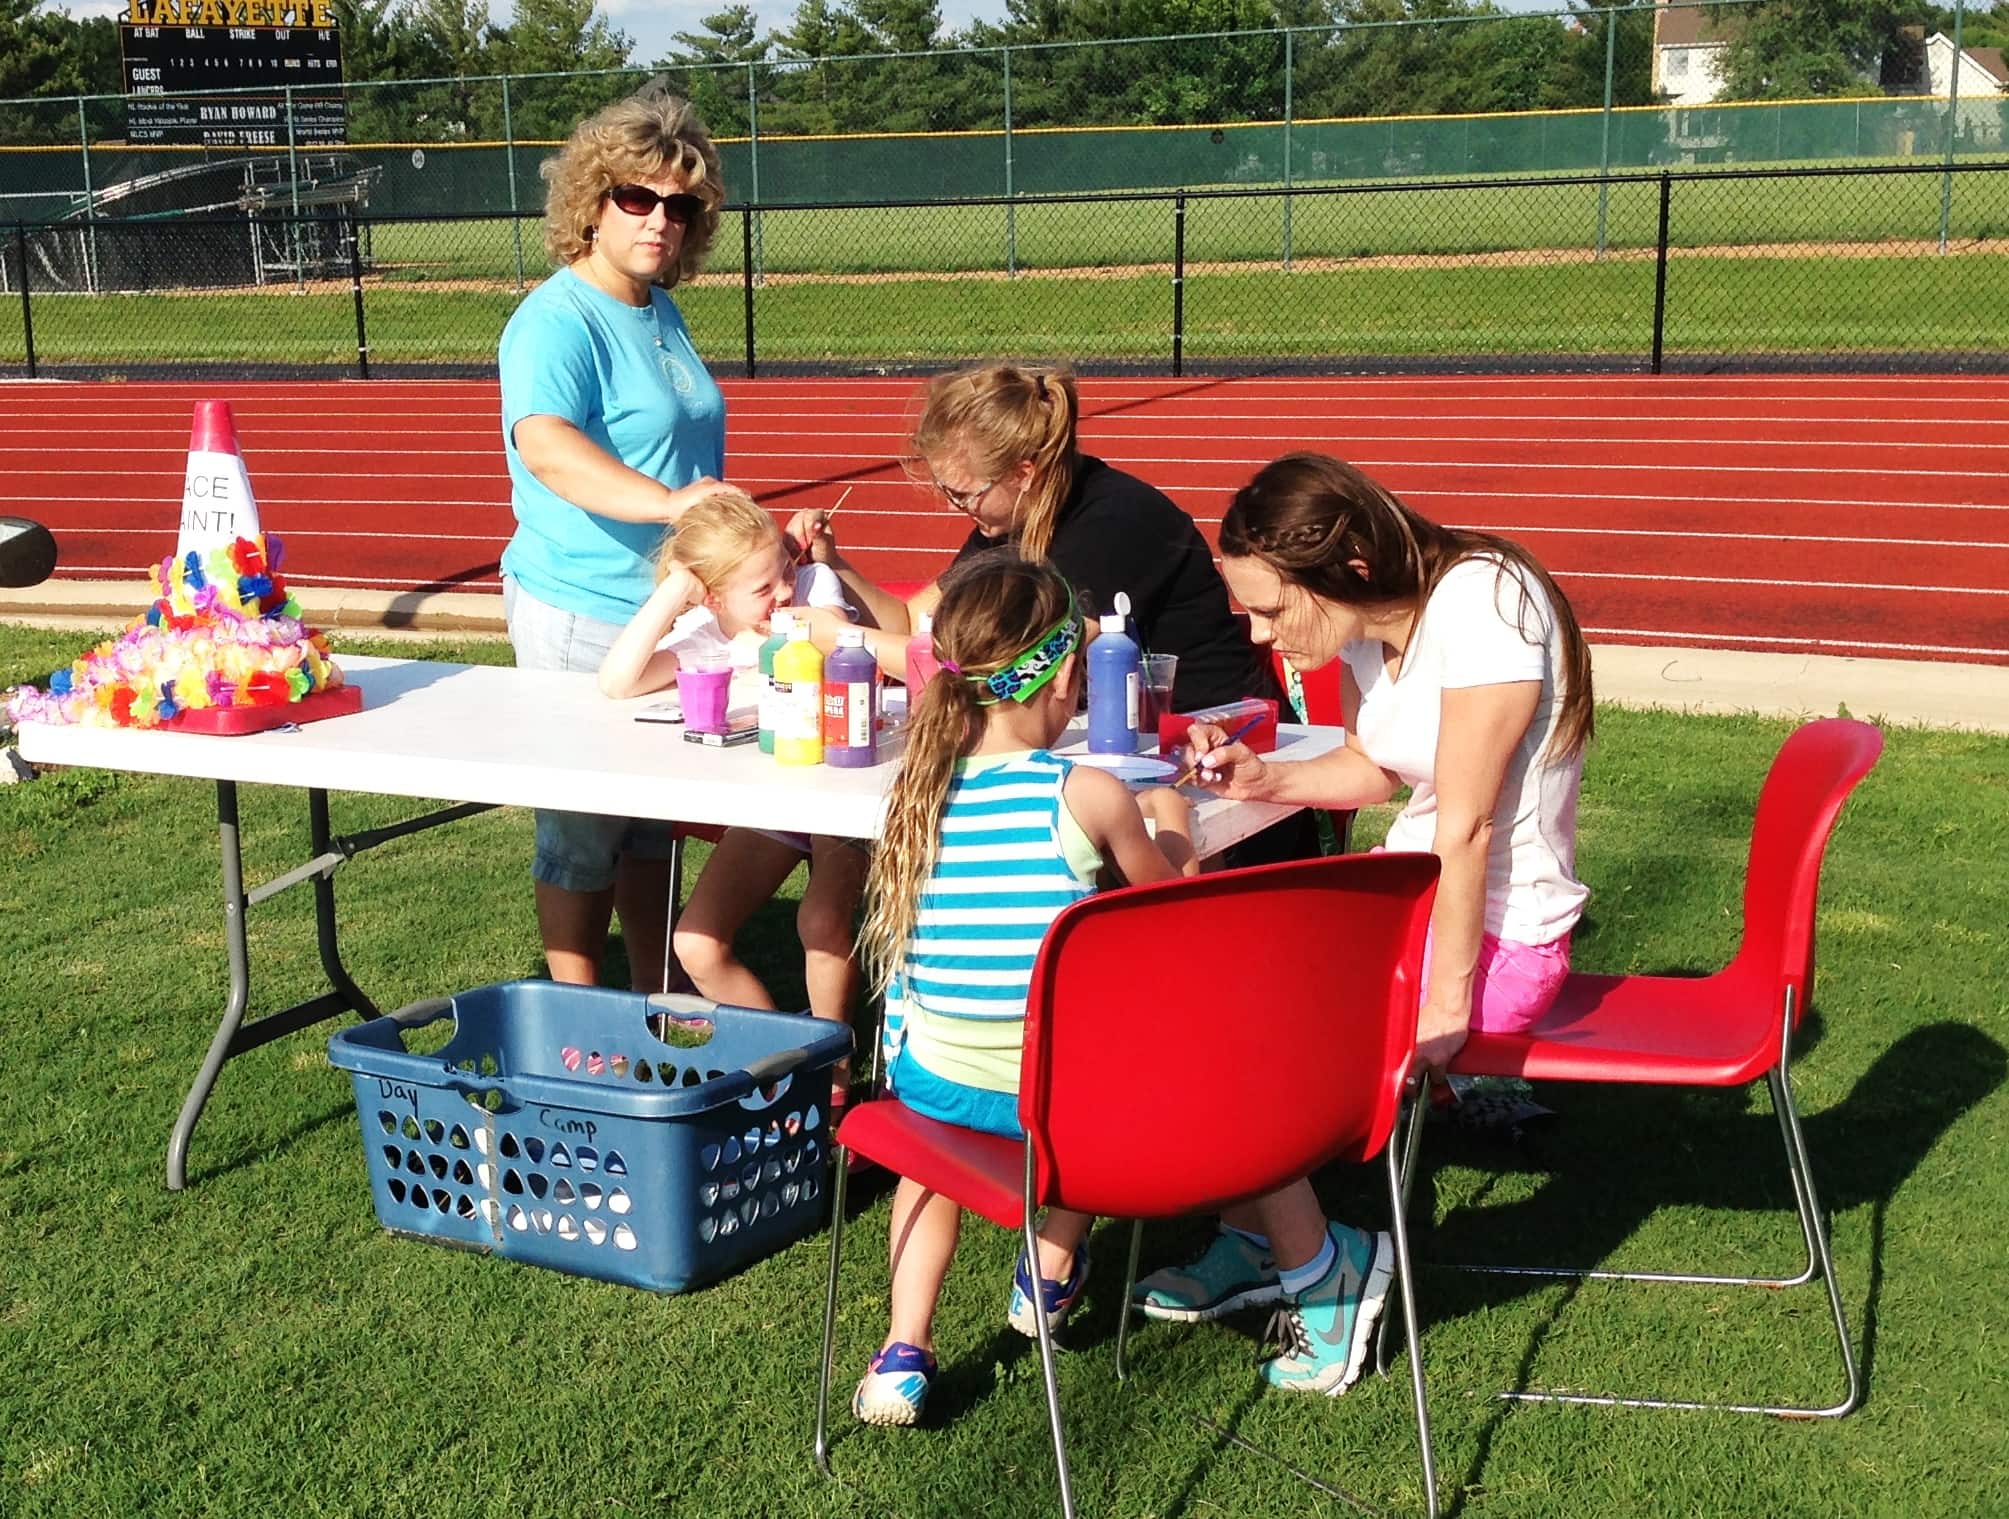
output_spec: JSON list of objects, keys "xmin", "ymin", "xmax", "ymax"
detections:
[{"xmin": 6, "ymin": 579, "xmax": 2009, "ymax": 735}]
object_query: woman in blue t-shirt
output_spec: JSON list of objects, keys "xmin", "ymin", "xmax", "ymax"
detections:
[{"xmin": 497, "ymin": 88, "xmax": 729, "ymax": 992}]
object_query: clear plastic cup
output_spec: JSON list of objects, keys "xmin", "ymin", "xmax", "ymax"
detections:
[
  {"xmin": 1140, "ymin": 652, "xmax": 1178, "ymax": 741},
  {"xmin": 675, "ymin": 663, "xmax": 733, "ymax": 733}
]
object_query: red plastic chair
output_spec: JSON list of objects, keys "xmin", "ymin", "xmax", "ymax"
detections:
[
  {"xmin": 813, "ymin": 852, "xmax": 1443, "ymax": 1517},
  {"xmin": 1426, "ymin": 717, "xmax": 1883, "ymax": 1416}
]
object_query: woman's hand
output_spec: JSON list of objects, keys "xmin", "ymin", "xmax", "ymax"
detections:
[
  {"xmin": 1413, "ymin": 994, "xmax": 1471, "ymax": 1078},
  {"xmin": 782, "ymin": 505, "xmax": 841, "ymax": 567},
  {"xmin": 663, "ymin": 475, "xmax": 723, "ymax": 523},
  {"xmin": 1180, "ymin": 722, "xmax": 1278, "ymax": 803}
]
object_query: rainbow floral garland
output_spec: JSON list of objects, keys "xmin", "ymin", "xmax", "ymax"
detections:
[{"xmin": 4, "ymin": 535, "xmax": 345, "ymax": 730}]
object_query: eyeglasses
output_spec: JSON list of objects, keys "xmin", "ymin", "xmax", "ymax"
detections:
[
  {"xmin": 605, "ymin": 185, "xmax": 705, "ymax": 224},
  {"xmin": 932, "ymin": 474, "xmax": 995, "ymax": 514}
]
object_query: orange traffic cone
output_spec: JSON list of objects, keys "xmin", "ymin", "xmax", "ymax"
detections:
[{"xmin": 174, "ymin": 399, "xmax": 263, "ymax": 563}]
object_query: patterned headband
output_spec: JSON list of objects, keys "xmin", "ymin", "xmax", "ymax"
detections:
[{"xmin": 944, "ymin": 587, "xmax": 1083, "ymax": 706}]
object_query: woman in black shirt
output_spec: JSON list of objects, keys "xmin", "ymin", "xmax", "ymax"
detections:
[
  {"xmin": 788, "ymin": 361, "xmax": 1313, "ymax": 863},
  {"xmin": 789, "ymin": 362, "xmax": 1276, "ymax": 714}
]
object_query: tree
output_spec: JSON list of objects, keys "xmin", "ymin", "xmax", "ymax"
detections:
[
  {"xmin": 1712, "ymin": 0, "xmax": 1919, "ymax": 98},
  {"xmin": 659, "ymin": 7, "xmax": 769, "ymax": 138},
  {"xmin": 493, "ymin": 0, "xmax": 638, "ymax": 139},
  {"xmin": 331, "ymin": 0, "xmax": 451, "ymax": 140}
]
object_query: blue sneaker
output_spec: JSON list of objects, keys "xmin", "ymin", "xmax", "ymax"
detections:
[
  {"xmin": 1133, "ymin": 1228, "xmax": 1282, "ymax": 1323},
  {"xmin": 853, "ymin": 1341, "xmax": 937, "ymax": 1426},
  {"xmin": 1259, "ymin": 1225, "xmax": 1392, "ymax": 1396},
  {"xmin": 1008, "ymin": 1239, "xmax": 1091, "ymax": 1339}
]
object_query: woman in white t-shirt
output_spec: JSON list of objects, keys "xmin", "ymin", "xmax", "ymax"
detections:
[{"xmin": 1131, "ymin": 451, "xmax": 1595, "ymax": 1400}]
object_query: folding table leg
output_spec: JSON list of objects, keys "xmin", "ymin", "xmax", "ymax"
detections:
[
  {"xmin": 308, "ymin": 787, "xmax": 378, "ymax": 1018},
  {"xmin": 167, "ymin": 780, "xmax": 255, "ymax": 1192},
  {"xmin": 166, "ymin": 783, "xmax": 488, "ymax": 1191}
]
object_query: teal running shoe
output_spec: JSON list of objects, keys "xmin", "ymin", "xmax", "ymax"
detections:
[
  {"xmin": 853, "ymin": 1341, "xmax": 937, "ymax": 1426},
  {"xmin": 1132, "ymin": 1228, "xmax": 1282, "ymax": 1323},
  {"xmin": 1259, "ymin": 1225, "xmax": 1392, "ymax": 1396}
]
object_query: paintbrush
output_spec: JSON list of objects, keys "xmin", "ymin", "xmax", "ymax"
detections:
[
  {"xmin": 1172, "ymin": 713, "xmax": 1265, "ymax": 790},
  {"xmin": 799, "ymin": 485, "xmax": 853, "ymax": 563}
]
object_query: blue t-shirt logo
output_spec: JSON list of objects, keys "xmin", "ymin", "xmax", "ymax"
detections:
[{"xmin": 661, "ymin": 349, "xmax": 697, "ymax": 395}]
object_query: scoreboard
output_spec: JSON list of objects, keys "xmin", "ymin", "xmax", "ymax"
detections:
[{"xmin": 120, "ymin": 1, "xmax": 345, "ymax": 148}]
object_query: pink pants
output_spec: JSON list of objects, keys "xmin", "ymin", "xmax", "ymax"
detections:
[{"xmin": 1422, "ymin": 928, "xmax": 1571, "ymax": 1035}]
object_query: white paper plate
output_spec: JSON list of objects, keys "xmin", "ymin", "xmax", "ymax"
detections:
[{"xmin": 1071, "ymin": 752, "xmax": 1179, "ymax": 784}]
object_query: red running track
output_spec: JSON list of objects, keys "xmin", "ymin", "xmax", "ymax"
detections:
[{"xmin": 4, "ymin": 373, "xmax": 2007, "ymax": 664}]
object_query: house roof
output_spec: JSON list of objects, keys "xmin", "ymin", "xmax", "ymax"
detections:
[
  {"xmin": 1653, "ymin": 3, "xmax": 1742, "ymax": 50},
  {"xmin": 1968, "ymin": 46, "xmax": 2007, "ymax": 86}
]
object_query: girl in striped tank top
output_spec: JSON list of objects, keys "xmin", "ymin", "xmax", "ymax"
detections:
[{"xmin": 847, "ymin": 551, "xmax": 1197, "ymax": 1428}]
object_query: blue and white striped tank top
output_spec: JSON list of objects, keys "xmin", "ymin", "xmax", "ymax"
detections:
[{"xmin": 888, "ymin": 749, "xmax": 1095, "ymax": 1094}]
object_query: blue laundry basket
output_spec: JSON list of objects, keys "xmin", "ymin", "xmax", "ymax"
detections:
[{"xmin": 328, "ymin": 980, "xmax": 851, "ymax": 1293}]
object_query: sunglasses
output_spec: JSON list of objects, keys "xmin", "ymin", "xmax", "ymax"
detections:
[
  {"xmin": 932, "ymin": 474, "xmax": 995, "ymax": 514},
  {"xmin": 604, "ymin": 185, "xmax": 706, "ymax": 224}
]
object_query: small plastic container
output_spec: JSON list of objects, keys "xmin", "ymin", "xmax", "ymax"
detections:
[
  {"xmin": 1087, "ymin": 611, "xmax": 1141, "ymax": 753},
  {"xmin": 822, "ymin": 627, "xmax": 878, "ymax": 767},
  {"xmin": 905, "ymin": 612, "xmax": 941, "ymax": 692},
  {"xmin": 327, "ymin": 980, "xmax": 850, "ymax": 1293},
  {"xmin": 757, "ymin": 612, "xmax": 794, "ymax": 755},
  {"xmin": 773, "ymin": 623, "xmax": 824, "ymax": 765},
  {"xmin": 1157, "ymin": 696, "xmax": 1281, "ymax": 757}
]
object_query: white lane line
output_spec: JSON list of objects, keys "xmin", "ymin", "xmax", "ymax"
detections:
[{"xmin": 1585, "ymin": 626, "xmax": 2009, "ymax": 658}]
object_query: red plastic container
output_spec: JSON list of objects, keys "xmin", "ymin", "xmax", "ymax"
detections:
[
  {"xmin": 1156, "ymin": 696, "xmax": 1279, "ymax": 757},
  {"xmin": 168, "ymin": 682, "xmax": 364, "ymax": 735}
]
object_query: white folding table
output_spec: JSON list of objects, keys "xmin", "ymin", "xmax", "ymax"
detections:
[{"xmin": 18, "ymin": 654, "xmax": 1343, "ymax": 1189}]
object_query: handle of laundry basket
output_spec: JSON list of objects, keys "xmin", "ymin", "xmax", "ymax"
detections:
[
  {"xmin": 741, "ymin": 1046, "xmax": 816, "ymax": 1087},
  {"xmin": 386, "ymin": 996, "xmax": 454, "ymax": 1027}
]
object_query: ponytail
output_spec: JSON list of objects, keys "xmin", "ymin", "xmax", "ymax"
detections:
[
  {"xmin": 857, "ymin": 672, "xmax": 984, "ymax": 996},
  {"xmin": 910, "ymin": 363, "xmax": 1079, "ymax": 561}
]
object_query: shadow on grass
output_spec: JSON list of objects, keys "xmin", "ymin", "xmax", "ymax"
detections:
[
  {"xmin": 192, "ymin": 1100, "xmax": 357, "ymax": 1187},
  {"xmin": 1407, "ymin": 1016, "xmax": 2003, "ymax": 1505}
]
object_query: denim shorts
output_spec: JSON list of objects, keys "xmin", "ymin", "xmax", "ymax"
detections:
[
  {"xmin": 503, "ymin": 575, "xmax": 677, "ymax": 893},
  {"xmin": 885, "ymin": 1046, "xmax": 1024, "ymax": 1140}
]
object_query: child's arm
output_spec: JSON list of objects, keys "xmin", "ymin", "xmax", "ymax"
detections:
[
  {"xmin": 1133, "ymin": 786, "xmax": 1199, "ymax": 876},
  {"xmin": 1062, "ymin": 767, "xmax": 1193, "ymax": 889},
  {"xmin": 597, "ymin": 565, "xmax": 704, "ymax": 699}
]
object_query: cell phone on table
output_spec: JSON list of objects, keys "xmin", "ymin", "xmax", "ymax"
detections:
[
  {"xmin": 634, "ymin": 696, "xmax": 684, "ymax": 724},
  {"xmin": 683, "ymin": 726, "xmax": 760, "ymax": 747}
]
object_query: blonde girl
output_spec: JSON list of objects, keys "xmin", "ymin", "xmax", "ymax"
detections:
[
  {"xmin": 846, "ymin": 550, "xmax": 1197, "ymax": 1429},
  {"xmin": 599, "ymin": 488, "xmax": 861, "ymax": 1101}
]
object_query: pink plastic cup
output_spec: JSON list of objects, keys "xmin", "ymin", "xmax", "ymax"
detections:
[{"xmin": 675, "ymin": 663, "xmax": 732, "ymax": 733}]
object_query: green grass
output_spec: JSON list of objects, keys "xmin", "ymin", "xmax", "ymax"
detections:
[
  {"xmin": 6, "ymin": 245, "xmax": 2002, "ymax": 371},
  {"xmin": 4, "ymin": 625, "xmax": 2008, "ymax": 1516},
  {"xmin": 347, "ymin": 162, "xmax": 2009, "ymax": 283},
  {"xmin": 3, "ymin": 159, "xmax": 2002, "ymax": 373}
]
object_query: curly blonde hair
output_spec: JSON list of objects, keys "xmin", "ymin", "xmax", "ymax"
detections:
[
  {"xmin": 540, "ymin": 89, "xmax": 724, "ymax": 289},
  {"xmin": 654, "ymin": 487, "xmax": 781, "ymax": 591}
]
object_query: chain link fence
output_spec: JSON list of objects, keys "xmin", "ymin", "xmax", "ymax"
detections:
[
  {"xmin": 6, "ymin": 0, "xmax": 2009, "ymax": 226},
  {"xmin": 1, "ymin": 160, "xmax": 2002, "ymax": 380}
]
